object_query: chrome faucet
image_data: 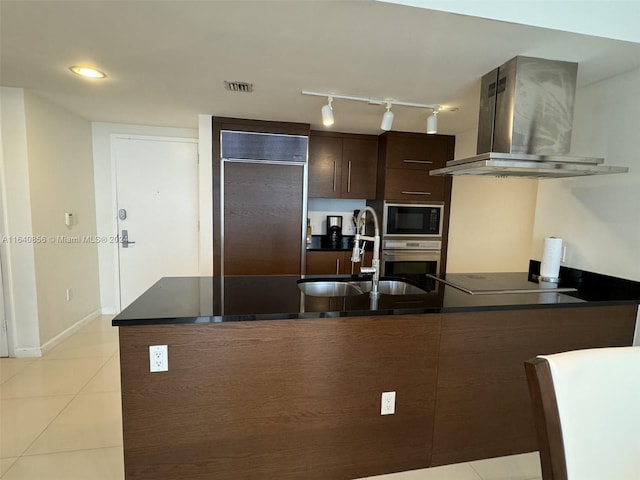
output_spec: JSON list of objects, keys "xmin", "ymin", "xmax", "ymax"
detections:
[{"xmin": 351, "ymin": 206, "xmax": 381, "ymax": 297}]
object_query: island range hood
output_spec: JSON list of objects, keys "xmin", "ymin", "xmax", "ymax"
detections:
[{"xmin": 430, "ymin": 56, "xmax": 629, "ymax": 179}]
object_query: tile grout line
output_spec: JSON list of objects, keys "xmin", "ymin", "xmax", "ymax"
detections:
[
  {"xmin": 0, "ymin": 359, "xmax": 36, "ymax": 387},
  {"xmin": 466, "ymin": 462, "xmax": 484, "ymax": 480},
  {"xmin": 2, "ymin": 321, "xmax": 119, "ymax": 476}
]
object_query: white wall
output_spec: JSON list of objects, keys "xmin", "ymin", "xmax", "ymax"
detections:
[
  {"xmin": 532, "ymin": 67, "xmax": 640, "ymax": 281},
  {"xmin": 92, "ymin": 122, "xmax": 198, "ymax": 313},
  {"xmin": 0, "ymin": 87, "xmax": 40, "ymax": 355},
  {"xmin": 23, "ymin": 91, "xmax": 101, "ymax": 345},
  {"xmin": 446, "ymin": 129, "xmax": 538, "ymax": 273},
  {"xmin": 0, "ymin": 88, "xmax": 101, "ymax": 356}
]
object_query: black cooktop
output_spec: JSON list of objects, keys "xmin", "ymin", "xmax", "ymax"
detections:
[{"xmin": 427, "ymin": 272, "xmax": 578, "ymax": 295}]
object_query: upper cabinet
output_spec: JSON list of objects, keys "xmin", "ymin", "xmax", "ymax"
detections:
[
  {"xmin": 377, "ymin": 132, "xmax": 455, "ymax": 202},
  {"xmin": 308, "ymin": 131, "xmax": 378, "ymax": 199}
]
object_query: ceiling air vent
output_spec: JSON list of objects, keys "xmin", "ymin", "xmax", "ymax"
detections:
[{"xmin": 224, "ymin": 81, "xmax": 253, "ymax": 93}]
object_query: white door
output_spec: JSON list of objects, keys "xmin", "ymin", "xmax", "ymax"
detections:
[{"xmin": 115, "ymin": 136, "xmax": 199, "ymax": 310}]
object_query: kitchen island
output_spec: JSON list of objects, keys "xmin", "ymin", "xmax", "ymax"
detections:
[{"xmin": 113, "ymin": 265, "xmax": 639, "ymax": 480}]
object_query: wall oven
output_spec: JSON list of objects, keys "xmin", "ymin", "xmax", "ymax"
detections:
[
  {"xmin": 382, "ymin": 240, "xmax": 441, "ymax": 292},
  {"xmin": 378, "ymin": 202, "xmax": 444, "ymax": 292}
]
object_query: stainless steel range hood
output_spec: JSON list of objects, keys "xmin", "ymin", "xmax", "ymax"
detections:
[{"xmin": 431, "ymin": 56, "xmax": 629, "ymax": 179}]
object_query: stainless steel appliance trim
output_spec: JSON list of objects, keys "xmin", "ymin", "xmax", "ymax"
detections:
[
  {"xmin": 382, "ymin": 201, "xmax": 445, "ymax": 238},
  {"xmin": 383, "ymin": 250, "xmax": 441, "ymax": 261},
  {"xmin": 220, "ymin": 130, "xmax": 308, "ymax": 163},
  {"xmin": 429, "ymin": 157, "xmax": 629, "ymax": 178},
  {"xmin": 446, "ymin": 152, "xmax": 605, "ymax": 166},
  {"xmin": 383, "ymin": 239, "xmax": 442, "ymax": 250},
  {"xmin": 347, "ymin": 161, "xmax": 352, "ymax": 193},
  {"xmin": 223, "ymin": 158, "xmax": 307, "ymax": 167},
  {"xmin": 401, "ymin": 191, "xmax": 432, "ymax": 195},
  {"xmin": 381, "ymin": 249, "xmax": 441, "ymax": 286}
]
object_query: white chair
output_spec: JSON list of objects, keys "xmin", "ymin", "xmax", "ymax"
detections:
[{"xmin": 525, "ymin": 346, "xmax": 640, "ymax": 480}]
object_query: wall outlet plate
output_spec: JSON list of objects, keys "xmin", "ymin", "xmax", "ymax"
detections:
[
  {"xmin": 381, "ymin": 391, "xmax": 396, "ymax": 415},
  {"xmin": 149, "ymin": 345, "xmax": 168, "ymax": 372}
]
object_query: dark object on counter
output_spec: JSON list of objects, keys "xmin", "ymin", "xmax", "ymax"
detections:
[{"xmin": 326, "ymin": 215, "xmax": 343, "ymax": 249}]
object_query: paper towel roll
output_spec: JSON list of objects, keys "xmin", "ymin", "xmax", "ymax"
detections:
[{"xmin": 540, "ymin": 237, "xmax": 563, "ymax": 282}]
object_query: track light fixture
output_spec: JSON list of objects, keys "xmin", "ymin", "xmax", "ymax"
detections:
[
  {"xmin": 380, "ymin": 102, "xmax": 394, "ymax": 131},
  {"xmin": 426, "ymin": 109, "xmax": 439, "ymax": 134},
  {"xmin": 321, "ymin": 96, "xmax": 334, "ymax": 126},
  {"xmin": 302, "ymin": 90, "xmax": 447, "ymax": 132}
]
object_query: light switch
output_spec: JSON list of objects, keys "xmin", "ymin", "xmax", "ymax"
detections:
[{"xmin": 65, "ymin": 212, "xmax": 74, "ymax": 227}]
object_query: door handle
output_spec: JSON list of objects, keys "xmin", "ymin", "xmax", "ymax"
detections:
[{"xmin": 121, "ymin": 229, "xmax": 136, "ymax": 248}]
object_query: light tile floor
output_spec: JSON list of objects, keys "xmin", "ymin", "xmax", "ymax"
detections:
[{"xmin": 0, "ymin": 315, "xmax": 543, "ymax": 480}]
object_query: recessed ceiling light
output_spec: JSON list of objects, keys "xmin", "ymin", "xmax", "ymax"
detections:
[{"xmin": 69, "ymin": 66, "xmax": 106, "ymax": 79}]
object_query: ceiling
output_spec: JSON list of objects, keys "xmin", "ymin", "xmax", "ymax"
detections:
[{"xmin": 2, "ymin": 0, "xmax": 639, "ymax": 136}]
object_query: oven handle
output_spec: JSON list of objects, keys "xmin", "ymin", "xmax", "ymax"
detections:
[{"xmin": 382, "ymin": 250, "xmax": 441, "ymax": 262}]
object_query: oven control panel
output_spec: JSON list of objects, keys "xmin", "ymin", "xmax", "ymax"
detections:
[{"xmin": 383, "ymin": 239, "xmax": 442, "ymax": 250}]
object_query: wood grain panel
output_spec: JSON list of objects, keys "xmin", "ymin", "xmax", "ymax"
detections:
[
  {"xmin": 382, "ymin": 133, "xmax": 450, "ymax": 170},
  {"xmin": 212, "ymin": 117, "xmax": 310, "ymax": 276},
  {"xmin": 341, "ymin": 136, "xmax": 378, "ymax": 199},
  {"xmin": 120, "ymin": 315, "xmax": 442, "ymax": 480},
  {"xmin": 223, "ymin": 162, "xmax": 303, "ymax": 275},
  {"xmin": 308, "ymin": 133, "xmax": 342, "ymax": 198},
  {"xmin": 431, "ymin": 305, "xmax": 637, "ymax": 466},
  {"xmin": 383, "ymin": 168, "xmax": 445, "ymax": 201}
]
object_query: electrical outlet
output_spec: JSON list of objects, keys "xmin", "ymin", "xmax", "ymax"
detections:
[
  {"xmin": 65, "ymin": 288, "xmax": 73, "ymax": 301},
  {"xmin": 149, "ymin": 345, "xmax": 168, "ymax": 372},
  {"xmin": 381, "ymin": 391, "xmax": 396, "ymax": 415}
]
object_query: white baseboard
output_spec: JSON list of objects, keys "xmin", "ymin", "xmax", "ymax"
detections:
[
  {"xmin": 13, "ymin": 346, "xmax": 43, "ymax": 358},
  {"xmin": 39, "ymin": 308, "xmax": 102, "ymax": 355}
]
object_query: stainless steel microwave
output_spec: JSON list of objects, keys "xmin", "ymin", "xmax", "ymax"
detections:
[{"xmin": 383, "ymin": 202, "xmax": 444, "ymax": 237}]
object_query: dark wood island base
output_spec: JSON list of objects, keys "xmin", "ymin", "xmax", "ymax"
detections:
[{"xmin": 118, "ymin": 304, "xmax": 637, "ymax": 480}]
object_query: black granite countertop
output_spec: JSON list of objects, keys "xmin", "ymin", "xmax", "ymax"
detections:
[{"xmin": 113, "ymin": 262, "xmax": 640, "ymax": 326}]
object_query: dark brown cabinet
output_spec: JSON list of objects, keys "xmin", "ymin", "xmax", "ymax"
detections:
[
  {"xmin": 430, "ymin": 305, "xmax": 637, "ymax": 466},
  {"xmin": 118, "ymin": 303, "xmax": 637, "ymax": 479},
  {"xmin": 309, "ymin": 131, "xmax": 378, "ymax": 199},
  {"xmin": 306, "ymin": 250, "xmax": 372, "ymax": 275},
  {"xmin": 377, "ymin": 132, "xmax": 454, "ymax": 201}
]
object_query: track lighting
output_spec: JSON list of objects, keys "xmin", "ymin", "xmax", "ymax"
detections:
[
  {"xmin": 321, "ymin": 96, "xmax": 334, "ymax": 126},
  {"xmin": 302, "ymin": 90, "xmax": 448, "ymax": 132},
  {"xmin": 426, "ymin": 109, "xmax": 438, "ymax": 134},
  {"xmin": 380, "ymin": 102, "xmax": 394, "ymax": 131}
]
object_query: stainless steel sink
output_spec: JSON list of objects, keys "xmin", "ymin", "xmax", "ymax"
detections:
[
  {"xmin": 297, "ymin": 278, "xmax": 427, "ymax": 297},
  {"xmin": 297, "ymin": 280, "xmax": 365, "ymax": 297},
  {"xmin": 370, "ymin": 280, "xmax": 428, "ymax": 295}
]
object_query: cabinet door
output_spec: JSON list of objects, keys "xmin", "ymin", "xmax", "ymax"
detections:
[
  {"xmin": 225, "ymin": 162, "xmax": 303, "ymax": 275},
  {"xmin": 383, "ymin": 169, "xmax": 445, "ymax": 201},
  {"xmin": 384, "ymin": 135, "xmax": 449, "ymax": 170},
  {"xmin": 306, "ymin": 251, "xmax": 343, "ymax": 275},
  {"xmin": 341, "ymin": 137, "xmax": 378, "ymax": 199},
  {"xmin": 308, "ymin": 135, "xmax": 342, "ymax": 198}
]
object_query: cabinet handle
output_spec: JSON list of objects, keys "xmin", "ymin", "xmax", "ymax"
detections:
[
  {"xmin": 401, "ymin": 191, "xmax": 432, "ymax": 195},
  {"xmin": 347, "ymin": 161, "xmax": 352, "ymax": 193},
  {"xmin": 336, "ymin": 258, "xmax": 340, "ymax": 275},
  {"xmin": 403, "ymin": 159, "xmax": 433, "ymax": 164},
  {"xmin": 332, "ymin": 161, "xmax": 337, "ymax": 192}
]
